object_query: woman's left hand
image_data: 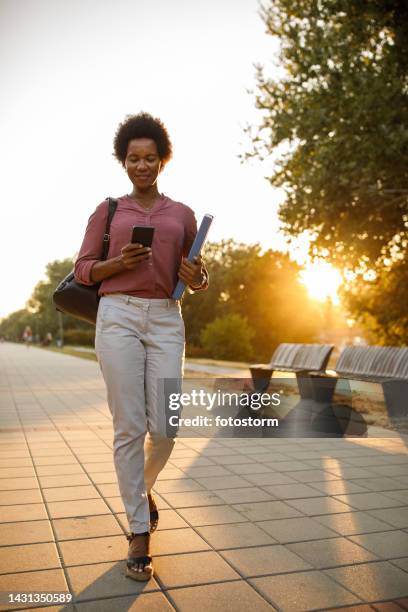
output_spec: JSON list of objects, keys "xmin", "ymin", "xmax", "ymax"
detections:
[{"xmin": 178, "ymin": 255, "xmax": 204, "ymax": 288}]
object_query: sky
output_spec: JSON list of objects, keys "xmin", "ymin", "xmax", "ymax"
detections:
[{"xmin": 1, "ymin": 0, "xmax": 292, "ymax": 319}]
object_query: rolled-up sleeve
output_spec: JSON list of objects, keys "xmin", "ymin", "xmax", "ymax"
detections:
[{"xmin": 74, "ymin": 201, "xmax": 108, "ymax": 285}]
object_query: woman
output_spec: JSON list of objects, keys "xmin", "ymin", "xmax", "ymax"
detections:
[{"xmin": 74, "ymin": 112, "xmax": 208, "ymax": 581}]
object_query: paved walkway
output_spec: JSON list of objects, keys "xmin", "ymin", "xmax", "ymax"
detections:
[{"xmin": 1, "ymin": 342, "xmax": 408, "ymax": 612}]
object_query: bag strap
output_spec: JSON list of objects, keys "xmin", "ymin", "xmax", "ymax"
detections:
[{"xmin": 102, "ymin": 197, "xmax": 118, "ymax": 260}]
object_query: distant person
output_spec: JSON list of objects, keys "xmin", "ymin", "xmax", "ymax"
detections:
[
  {"xmin": 22, "ymin": 326, "xmax": 32, "ymax": 348},
  {"xmin": 43, "ymin": 332, "xmax": 52, "ymax": 347},
  {"xmin": 74, "ymin": 112, "xmax": 209, "ymax": 581}
]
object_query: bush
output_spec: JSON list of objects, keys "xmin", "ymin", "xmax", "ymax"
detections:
[
  {"xmin": 63, "ymin": 328, "xmax": 95, "ymax": 346},
  {"xmin": 200, "ymin": 314, "xmax": 255, "ymax": 361},
  {"xmin": 185, "ymin": 344, "xmax": 207, "ymax": 358}
]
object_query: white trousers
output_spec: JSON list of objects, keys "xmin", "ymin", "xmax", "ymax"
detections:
[{"xmin": 95, "ymin": 293, "xmax": 185, "ymax": 533}]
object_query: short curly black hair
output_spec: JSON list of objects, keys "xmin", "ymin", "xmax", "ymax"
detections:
[{"xmin": 113, "ymin": 112, "xmax": 173, "ymax": 167}]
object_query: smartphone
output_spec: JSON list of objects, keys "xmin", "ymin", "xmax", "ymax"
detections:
[{"xmin": 131, "ymin": 225, "xmax": 155, "ymax": 247}]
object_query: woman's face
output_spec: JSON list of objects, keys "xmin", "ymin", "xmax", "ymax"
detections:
[{"xmin": 124, "ymin": 138, "xmax": 162, "ymax": 191}]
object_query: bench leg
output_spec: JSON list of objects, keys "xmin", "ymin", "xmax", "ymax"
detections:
[
  {"xmin": 382, "ymin": 380, "xmax": 408, "ymax": 430},
  {"xmin": 250, "ymin": 367, "xmax": 274, "ymax": 393},
  {"xmin": 296, "ymin": 372, "xmax": 313, "ymax": 399},
  {"xmin": 310, "ymin": 375, "xmax": 337, "ymax": 403}
]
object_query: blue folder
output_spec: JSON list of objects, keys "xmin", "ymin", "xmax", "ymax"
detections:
[{"xmin": 172, "ymin": 214, "xmax": 214, "ymax": 300}]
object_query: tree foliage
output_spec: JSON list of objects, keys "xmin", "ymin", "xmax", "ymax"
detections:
[
  {"xmin": 344, "ymin": 258, "xmax": 408, "ymax": 344},
  {"xmin": 1, "ymin": 258, "xmax": 92, "ymax": 342},
  {"xmin": 0, "ymin": 309, "xmax": 36, "ymax": 342},
  {"xmin": 248, "ymin": 0, "xmax": 408, "ymax": 270}
]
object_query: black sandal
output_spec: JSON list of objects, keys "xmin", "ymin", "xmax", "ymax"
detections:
[
  {"xmin": 126, "ymin": 532, "xmax": 153, "ymax": 581},
  {"xmin": 148, "ymin": 493, "xmax": 159, "ymax": 533}
]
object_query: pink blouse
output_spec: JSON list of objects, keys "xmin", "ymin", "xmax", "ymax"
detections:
[{"xmin": 74, "ymin": 194, "xmax": 206, "ymax": 298}]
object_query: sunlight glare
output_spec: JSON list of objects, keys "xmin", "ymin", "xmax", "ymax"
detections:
[{"xmin": 300, "ymin": 261, "xmax": 342, "ymax": 304}]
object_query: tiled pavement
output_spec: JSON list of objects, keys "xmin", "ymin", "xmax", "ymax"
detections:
[{"xmin": 0, "ymin": 342, "xmax": 408, "ymax": 612}]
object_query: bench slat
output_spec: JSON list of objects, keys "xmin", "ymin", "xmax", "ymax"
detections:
[
  {"xmin": 270, "ymin": 343, "xmax": 300, "ymax": 369},
  {"xmin": 270, "ymin": 343, "xmax": 333, "ymax": 372},
  {"xmin": 336, "ymin": 346, "xmax": 408, "ymax": 380}
]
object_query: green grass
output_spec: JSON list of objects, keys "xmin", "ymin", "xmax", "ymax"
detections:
[
  {"xmin": 38, "ymin": 345, "xmax": 97, "ymax": 362},
  {"xmin": 185, "ymin": 357, "xmax": 251, "ymax": 368},
  {"xmin": 38, "ymin": 345, "xmax": 250, "ymax": 368}
]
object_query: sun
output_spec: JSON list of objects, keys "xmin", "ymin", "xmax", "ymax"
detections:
[{"xmin": 299, "ymin": 261, "xmax": 342, "ymax": 304}]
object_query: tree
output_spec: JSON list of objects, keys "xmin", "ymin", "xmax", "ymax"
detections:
[
  {"xmin": 249, "ymin": 0, "xmax": 408, "ymax": 268},
  {"xmin": 23, "ymin": 258, "xmax": 92, "ymax": 341},
  {"xmin": 247, "ymin": 0, "xmax": 408, "ymax": 343},
  {"xmin": 0, "ymin": 256, "xmax": 96, "ymax": 345},
  {"xmin": 0, "ymin": 309, "xmax": 35, "ymax": 342},
  {"xmin": 344, "ymin": 258, "xmax": 408, "ymax": 344}
]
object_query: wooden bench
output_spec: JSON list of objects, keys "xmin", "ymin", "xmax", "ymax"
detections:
[
  {"xmin": 310, "ymin": 345, "xmax": 408, "ymax": 424},
  {"xmin": 250, "ymin": 343, "xmax": 334, "ymax": 394}
]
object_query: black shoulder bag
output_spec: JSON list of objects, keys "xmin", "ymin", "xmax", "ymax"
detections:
[{"xmin": 53, "ymin": 197, "xmax": 118, "ymax": 325}]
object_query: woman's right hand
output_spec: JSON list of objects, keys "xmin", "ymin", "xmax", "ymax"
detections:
[
  {"xmin": 89, "ymin": 243, "xmax": 151, "ymax": 283},
  {"xmin": 119, "ymin": 243, "xmax": 151, "ymax": 270}
]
